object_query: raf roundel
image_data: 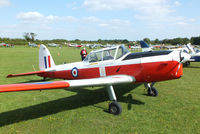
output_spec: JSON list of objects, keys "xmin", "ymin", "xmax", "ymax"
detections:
[{"xmin": 71, "ymin": 67, "xmax": 79, "ymax": 78}]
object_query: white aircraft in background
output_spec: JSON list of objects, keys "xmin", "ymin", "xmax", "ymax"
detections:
[
  {"xmin": 28, "ymin": 42, "xmax": 38, "ymax": 47},
  {"xmin": 182, "ymin": 43, "xmax": 200, "ymax": 66},
  {"xmin": 140, "ymin": 41, "xmax": 191, "ymax": 64},
  {"xmin": 48, "ymin": 43, "xmax": 59, "ymax": 47}
]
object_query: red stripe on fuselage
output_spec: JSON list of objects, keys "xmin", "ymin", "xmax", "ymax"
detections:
[{"xmin": 38, "ymin": 67, "xmax": 100, "ymax": 80}]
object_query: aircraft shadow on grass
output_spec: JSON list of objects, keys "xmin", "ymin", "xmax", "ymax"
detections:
[{"xmin": 0, "ymin": 83, "xmax": 144, "ymax": 127}]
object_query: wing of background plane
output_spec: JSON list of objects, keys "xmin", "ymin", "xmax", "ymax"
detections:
[{"xmin": 0, "ymin": 75, "xmax": 135, "ymax": 92}]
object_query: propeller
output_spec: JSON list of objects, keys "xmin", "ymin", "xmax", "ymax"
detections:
[
  {"xmin": 179, "ymin": 50, "xmax": 191, "ymax": 64},
  {"xmin": 176, "ymin": 50, "xmax": 191, "ymax": 75}
]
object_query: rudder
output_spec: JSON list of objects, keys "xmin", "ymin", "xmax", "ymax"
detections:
[
  {"xmin": 39, "ymin": 44, "xmax": 55, "ymax": 70},
  {"xmin": 140, "ymin": 41, "xmax": 152, "ymax": 52}
]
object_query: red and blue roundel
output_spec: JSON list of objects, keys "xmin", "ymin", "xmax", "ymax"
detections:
[{"xmin": 71, "ymin": 67, "xmax": 79, "ymax": 77}]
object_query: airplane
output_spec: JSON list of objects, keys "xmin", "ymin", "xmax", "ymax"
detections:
[
  {"xmin": 68, "ymin": 43, "xmax": 83, "ymax": 48},
  {"xmin": 128, "ymin": 45, "xmax": 141, "ymax": 49},
  {"xmin": 0, "ymin": 44, "xmax": 187, "ymax": 115},
  {"xmin": 140, "ymin": 41, "xmax": 191, "ymax": 64},
  {"xmin": 164, "ymin": 43, "xmax": 200, "ymax": 66},
  {"xmin": 183, "ymin": 43, "xmax": 200, "ymax": 66},
  {"xmin": 139, "ymin": 41, "xmax": 153, "ymax": 52},
  {"xmin": 28, "ymin": 42, "xmax": 38, "ymax": 47},
  {"xmin": 0, "ymin": 43, "xmax": 14, "ymax": 47},
  {"xmin": 48, "ymin": 43, "xmax": 59, "ymax": 47}
]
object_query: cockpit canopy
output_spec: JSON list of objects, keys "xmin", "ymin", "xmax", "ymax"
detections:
[{"xmin": 83, "ymin": 45, "xmax": 129, "ymax": 63}]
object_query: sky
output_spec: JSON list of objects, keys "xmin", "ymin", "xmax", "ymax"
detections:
[{"xmin": 0, "ymin": 0, "xmax": 200, "ymax": 41}]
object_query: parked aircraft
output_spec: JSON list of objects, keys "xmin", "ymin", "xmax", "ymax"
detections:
[
  {"xmin": 0, "ymin": 44, "xmax": 186, "ymax": 115},
  {"xmin": 0, "ymin": 43, "xmax": 14, "ymax": 47},
  {"xmin": 183, "ymin": 43, "xmax": 200, "ymax": 66},
  {"xmin": 0, "ymin": 43, "xmax": 5, "ymax": 46},
  {"xmin": 140, "ymin": 41, "xmax": 191, "ymax": 64},
  {"xmin": 68, "ymin": 44, "xmax": 82, "ymax": 48},
  {"xmin": 165, "ymin": 43, "xmax": 200, "ymax": 66},
  {"xmin": 129, "ymin": 45, "xmax": 141, "ymax": 49},
  {"xmin": 28, "ymin": 42, "xmax": 38, "ymax": 47},
  {"xmin": 48, "ymin": 43, "xmax": 59, "ymax": 47},
  {"xmin": 140, "ymin": 41, "xmax": 153, "ymax": 52}
]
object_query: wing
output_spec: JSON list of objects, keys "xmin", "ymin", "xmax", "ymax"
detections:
[{"xmin": 0, "ymin": 75, "xmax": 135, "ymax": 92}]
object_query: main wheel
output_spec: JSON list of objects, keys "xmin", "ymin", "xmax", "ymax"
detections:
[
  {"xmin": 147, "ymin": 87, "xmax": 158, "ymax": 97},
  {"xmin": 109, "ymin": 101, "xmax": 122, "ymax": 115}
]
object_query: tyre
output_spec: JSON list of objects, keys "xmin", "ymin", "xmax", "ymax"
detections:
[
  {"xmin": 147, "ymin": 87, "xmax": 158, "ymax": 97},
  {"xmin": 109, "ymin": 101, "xmax": 122, "ymax": 115}
]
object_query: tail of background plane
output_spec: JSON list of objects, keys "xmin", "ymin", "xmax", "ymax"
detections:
[
  {"xmin": 140, "ymin": 41, "xmax": 152, "ymax": 52},
  {"xmin": 39, "ymin": 44, "xmax": 55, "ymax": 70},
  {"xmin": 186, "ymin": 43, "xmax": 195, "ymax": 54}
]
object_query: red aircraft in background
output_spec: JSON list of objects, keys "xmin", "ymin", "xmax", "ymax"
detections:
[{"xmin": 0, "ymin": 44, "xmax": 187, "ymax": 115}]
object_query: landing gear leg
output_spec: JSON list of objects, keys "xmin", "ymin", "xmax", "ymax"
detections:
[
  {"xmin": 107, "ymin": 85, "xmax": 122, "ymax": 115},
  {"xmin": 42, "ymin": 77, "xmax": 46, "ymax": 81},
  {"xmin": 144, "ymin": 82, "xmax": 158, "ymax": 97},
  {"xmin": 183, "ymin": 61, "xmax": 190, "ymax": 67}
]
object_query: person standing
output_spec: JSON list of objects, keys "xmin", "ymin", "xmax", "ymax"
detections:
[{"xmin": 80, "ymin": 48, "xmax": 87, "ymax": 61}]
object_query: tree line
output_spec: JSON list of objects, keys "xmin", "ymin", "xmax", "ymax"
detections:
[{"xmin": 0, "ymin": 33, "xmax": 200, "ymax": 46}]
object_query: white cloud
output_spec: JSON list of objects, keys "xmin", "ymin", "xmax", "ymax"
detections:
[
  {"xmin": 16, "ymin": 12, "xmax": 77, "ymax": 24},
  {"xmin": 0, "ymin": 0, "xmax": 10, "ymax": 7},
  {"xmin": 81, "ymin": 16, "xmax": 131, "ymax": 29},
  {"xmin": 174, "ymin": 1, "xmax": 181, "ymax": 6},
  {"xmin": 83, "ymin": 0, "xmax": 194, "ymax": 26},
  {"xmin": 83, "ymin": 0, "xmax": 175, "ymax": 22},
  {"xmin": 82, "ymin": 16, "xmax": 100, "ymax": 22},
  {"xmin": 83, "ymin": 0, "xmax": 170, "ymax": 11},
  {"xmin": 16, "ymin": 12, "xmax": 44, "ymax": 22},
  {"xmin": 16, "ymin": 11, "xmax": 131, "ymax": 30},
  {"xmin": 98, "ymin": 23, "xmax": 109, "ymax": 27}
]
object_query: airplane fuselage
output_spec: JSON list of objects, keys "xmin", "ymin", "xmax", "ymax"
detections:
[{"xmin": 38, "ymin": 50, "xmax": 183, "ymax": 83}]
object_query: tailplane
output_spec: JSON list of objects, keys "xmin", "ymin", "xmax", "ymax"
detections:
[{"xmin": 39, "ymin": 44, "xmax": 55, "ymax": 70}]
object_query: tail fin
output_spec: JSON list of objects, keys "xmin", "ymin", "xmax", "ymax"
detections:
[
  {"xmin": 39, "ymin": 44, "xmax": 55, "ymax": 70},
  {"xmin": 186, "ymin": 43, "xmax": 195, "ymax": 54},
  {"xmin": 140, "ymin": 41, "xmax": 152, "ymax": 52}
]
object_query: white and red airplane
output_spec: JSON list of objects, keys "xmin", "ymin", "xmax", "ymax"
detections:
[{"xmin": 0, "ymin": 45, "xmax": 185, "ymax": 115}]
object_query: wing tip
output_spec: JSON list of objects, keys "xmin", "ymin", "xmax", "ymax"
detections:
[{"xmin": 7, "ymin": 74, "xmax": 13, "ymax": 78}]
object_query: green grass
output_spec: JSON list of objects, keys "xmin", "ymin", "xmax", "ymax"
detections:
[{"xmin": 0, "ymin": 46, "xmax": 199, "ymax": 134}]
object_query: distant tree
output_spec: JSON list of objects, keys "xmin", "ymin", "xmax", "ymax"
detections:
[
  {"xmin": 98, "ymin": 39, "xmax": 102, "ymax": 43},
  {"xmin": 143, "ymin": 38, "xmax": 151, "ymax": 44},
  {"xmin": 154, "ymin": 38, "xmax": 160, "ymax": 44},
  {"xmin": 191, "ymin": 36, "xmax": 200, "ymax": 45},
  {"xmin": 122, "ymin": 39, "xmax": 129, "ymax": 44},
  {"xmin": 162, "ymin": 39, "xmax": 171, "ymax": 44},
  {"xmin": 182, "ymin": 38, "xmax": 190, "ymax": 44},
  {"xmin": 23, "ymin": 32, "xmax": 37, "ymax": 42},
  {"xmin": 30, "ymin": 32, "xmax": 37, "ymax": 42},
  {"xmin": 23, "ymin": 32, "xmax": 31, "ymax": 42}
]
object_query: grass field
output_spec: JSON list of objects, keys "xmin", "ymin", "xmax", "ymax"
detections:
[{"xmin": 0, "ymin": 46, "xmax": 199, "ymax": 134}]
